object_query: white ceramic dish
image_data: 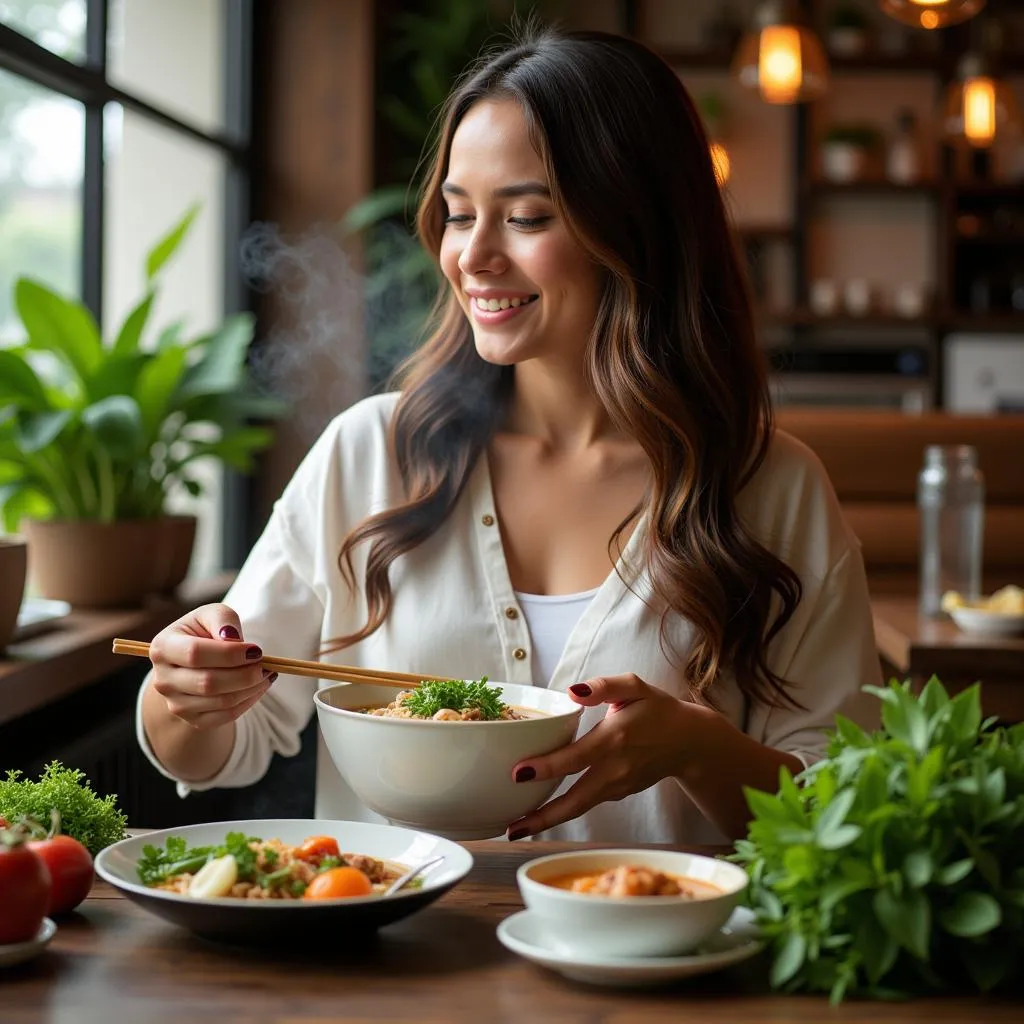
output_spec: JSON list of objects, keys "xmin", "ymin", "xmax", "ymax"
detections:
[
  {"xmin": 517, "ymin": 848, "xmax": 749, "ymax": 959},
  {"xmin": 497, "ymin": 907, "xmax": 762, "ymax": 987},
  {"xmin": 94, "ymin": 819, "xmax": 473, "ymax": 945},
  {"xmin": 314, "ymin": 681, "xmax": 583, "ymax": 840},
  {"xmin": 0, "ymin": 918, "xmax": 56, "ymax": 968},
  {"xmin": 949, "ymin": 607, "xmax": 1024, "ymax": 638}
]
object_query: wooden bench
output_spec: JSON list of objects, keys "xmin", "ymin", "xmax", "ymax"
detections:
[{"xmin": 776, "ymin": 409, "xmax": 1024, "ymax": 582}]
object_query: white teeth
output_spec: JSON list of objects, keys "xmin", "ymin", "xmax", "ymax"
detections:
[{"xmin": 473, "ymin": 295, "xmax": 535, "ymax": 311}]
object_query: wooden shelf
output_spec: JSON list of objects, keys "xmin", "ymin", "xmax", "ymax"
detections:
[
  {"xmin": 0, "ymin": 573, "xmax": 235, "ymax": 727},
  {"xmin": 759, "ymin": 308, "xmax": 939, "ymax": 330},
  {"xmin": 759, "ymin": 309, "xmax": 1024, "ymax": 334},
  {"xmin": 945, "ymin": 314, "xmax": 1024, "ymax": 333},
  {"xmin": 954, "ymin": 182, "xmax": 1024, "ymax": 199},
  {"xmin": 807, "ymin": 180, "xmax": 941, "ymax": 198},
  {"xmin": 954, "ymin": 233, "xmax": 1023, "ymax": 245}
]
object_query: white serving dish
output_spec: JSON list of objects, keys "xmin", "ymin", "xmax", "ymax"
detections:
[
  {"xmin": 94, "ymin": 818, "xmax": 472, "ymax": 944},
  {"xmin": 949, "ymin": 607, "xmax": 1024, "ymax": 638}
]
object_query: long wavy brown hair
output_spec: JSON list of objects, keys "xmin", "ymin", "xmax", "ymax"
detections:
[{"xmin": 326, "ymin": 26, "xmax": 803, "ymax": 709}]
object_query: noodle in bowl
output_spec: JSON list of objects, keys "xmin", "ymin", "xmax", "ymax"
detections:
[{"xmin": 314, "ymin": 681, "xmax": 583, "ymax": 840}]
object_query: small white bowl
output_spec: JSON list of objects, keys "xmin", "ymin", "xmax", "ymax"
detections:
[
  {"xmin": 315, "ymin": 681, "xmax": 582, "ymax": 840},
  {"xmin": 949, "ymin": 607, "xmax": 1024, "ymax": 638},
  {"xmin": 517, "ymin": 849, "xmax": 749, "ymax": 959}
]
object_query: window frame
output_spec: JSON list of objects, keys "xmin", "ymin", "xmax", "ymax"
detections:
[{"xmin": 0, "ymin": 0, "xmax": 254, "ymax": 567}]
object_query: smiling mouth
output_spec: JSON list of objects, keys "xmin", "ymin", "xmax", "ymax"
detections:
[{"xmin": 471, "ymin": 294, "xmax": 539, "ymax": 312}]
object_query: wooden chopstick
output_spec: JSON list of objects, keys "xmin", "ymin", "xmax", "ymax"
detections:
[{"xmin": 111, "ymin": 638, "xmax": 449, "ymax": 689}]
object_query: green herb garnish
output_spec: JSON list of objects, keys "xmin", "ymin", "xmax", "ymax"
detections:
[
  {"xmin": 732, "ymin": 677, "xmax": 1024, "ymax": 1004},
  {"xmin": 0, "ymin": 760, "xmax": 128, "ymax": 857},
  {"xmin": 400, "ymin": 677, "xmax": 506, "ymax": 720},
  {"xmin": 137, "ymin": 830, "xmax": 259, "ymax": 885}
]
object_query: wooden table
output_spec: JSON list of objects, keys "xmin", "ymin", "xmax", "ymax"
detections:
[
  {"xmin": 871, "ymin": 594, "xmax": 1024, "ymax": 721},
  {"xmin": 4, "ymin": 841, "xmax": 1019, "ymax": 1023}
]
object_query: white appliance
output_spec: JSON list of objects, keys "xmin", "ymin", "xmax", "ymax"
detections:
[{"xmin": 944, "ymin": 334, "xmax": 1024, "ymax": 413}]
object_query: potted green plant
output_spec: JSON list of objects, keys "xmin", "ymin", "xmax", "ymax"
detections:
[
  {"xmin": 827, "ymin": 2, "xmax": 871, "ymax": 56},
  {"xmin": 821, "ymin": 123, "xmax": 883, "ymax": 182},
  {"xmin": 0, "ymin": 206, "xmax": 285, "ymax": 608}
]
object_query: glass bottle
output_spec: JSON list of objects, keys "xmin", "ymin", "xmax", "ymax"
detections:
[
  {"xmin": 887, "ymin": 108, "xmax": 920, "ymax": 185},
  {"xmin": 917, "ymin": 445, "xmax": 985, "ymax": 617}
]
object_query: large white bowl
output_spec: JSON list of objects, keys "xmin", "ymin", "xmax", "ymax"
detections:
[
  {"xmin": 314, "ymin": 681, "xmax": 582, "ymax": 840},
  {"xmin": 517, "ymin": 848, "xmax": 750, "ymax": 958}
]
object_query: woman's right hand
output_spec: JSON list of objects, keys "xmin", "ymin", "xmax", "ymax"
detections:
[{"xmin": 147, "ymin": 603, "xmax": 276, "ymax": 731}]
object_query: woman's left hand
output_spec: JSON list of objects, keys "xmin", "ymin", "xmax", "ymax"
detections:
[{"xmin": 506, "ymin": 673, "xmax": 702, "ymax": 839}]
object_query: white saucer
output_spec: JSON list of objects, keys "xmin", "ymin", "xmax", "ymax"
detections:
[
  {"xmin": 496, "ymin": 906, "xmax": 763, "ymax": 987},
  {"xmin": 0, "ymin": 918, "xmax": 57, "ymax": 968}
]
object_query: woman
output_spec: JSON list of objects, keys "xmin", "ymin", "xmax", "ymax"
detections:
[{"xmin": 139, "ymin": 27, "xmax": 880, "ymax": 845}]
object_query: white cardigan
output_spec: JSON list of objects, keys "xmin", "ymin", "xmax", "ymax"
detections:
[{"xmin": 137, "ymin": 392, "xmax": 882, "ymax": 845}]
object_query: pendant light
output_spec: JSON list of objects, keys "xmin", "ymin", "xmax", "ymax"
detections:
[
  {"xmin": 878, "ymin": 1, "xmax": 985, "ymax": 31},
  {"xmin": 942, "ymin": 50, "xmax": 1022, "ymax": 147},
  {"xmin": 732, "ymin": 1, "xmax": 830, "ymax": 105}
]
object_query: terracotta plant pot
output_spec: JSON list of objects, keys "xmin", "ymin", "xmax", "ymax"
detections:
[
  {"xmin": 0, "ymin": 536, "xmax": 28, "ymax": 650},
  {"xmin": 21, "ymin": 516, "xmax": 198, "ymax": 609}
]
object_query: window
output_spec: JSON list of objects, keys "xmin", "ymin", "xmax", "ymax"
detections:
[
  {"xmin": 0, "ymin": 0, "xmax": 252, "ymax": 577},
  {"xmin": 0, "ymin": 68, "xmax": 82, "ymax": 340}
]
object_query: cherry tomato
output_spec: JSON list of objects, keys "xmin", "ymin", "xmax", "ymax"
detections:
[
  {"xmin": 304, "ymin": 866, "xmax": 372, "ymax": 900},
  {"xmin": 28, "ymin": 834, "xmax": 94, "ymax": 916},
  {"xmin": 298, "ymin": 835, "xmax": 340, "ymax": 862},
  {"xmin": 0, "ymin": 829, "xmax": 51, "ymax": 944}
]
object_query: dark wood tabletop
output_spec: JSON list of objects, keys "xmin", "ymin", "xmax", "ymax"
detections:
[
  {"xmin": 871, "ymin": 594, "xmax": 1024, "ymax": 721},
  {"xmin": 3, "ymin": 841, "xmax": 1020, "ymax": 1023}
]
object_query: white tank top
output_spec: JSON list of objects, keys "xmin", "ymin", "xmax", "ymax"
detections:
[{"xmin": 513, "ymin": 587, "xmax": 600, "ymax": 686}]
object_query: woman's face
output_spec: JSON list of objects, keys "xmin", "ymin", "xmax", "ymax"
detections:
[{"xmin": 439, "ymin": 98, "xmax": 602, "ymax": 368}]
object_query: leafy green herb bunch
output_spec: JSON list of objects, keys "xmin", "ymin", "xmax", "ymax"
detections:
[
  {"xmin": 732, "ymin": 678, "xmax": 1024, "ymax": 1003},
  {"xmin": 401, "ymin": 677, "xmax": 507, "ymax": 720}
]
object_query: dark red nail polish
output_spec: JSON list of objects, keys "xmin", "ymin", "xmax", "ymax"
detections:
[
  {"xmin": 219, "ymin": 625, "xmax": 241, "ymax": 640},
  {"xmin": 267, "ymin": 672, "xmax": 278, "ymax": 684},
  {"xmin": 514, "ymin": 766, "xmax": 536, "ymax": 783},
  {"xmin": 507, "ymin": 829, "xmax": 529, "ymax": 842},
  {"xmin": 569, "ymin": 683, "xmax": 592, "ymax": 697},
  {"xmin": 245, "ymin": 645, "xmax": 263, "ymax": 660}
]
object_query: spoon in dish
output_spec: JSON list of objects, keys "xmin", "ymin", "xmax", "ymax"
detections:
[{"xmin": 384, "ymin": 855, "xmax": 445, "ymax": 896}]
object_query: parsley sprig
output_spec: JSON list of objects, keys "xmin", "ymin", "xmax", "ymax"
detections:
[
  {"xmin": 137, "ymin": 831, "xmax": 258, "ymax": 885},
  {"xmin": 400, "ymin": 677, "xmax": 507, "ymax": 720}
]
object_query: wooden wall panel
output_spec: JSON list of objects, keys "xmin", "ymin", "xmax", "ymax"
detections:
[{"xmin": 250, "ymin": 0, "xmax": 374, "ymax": 528}]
